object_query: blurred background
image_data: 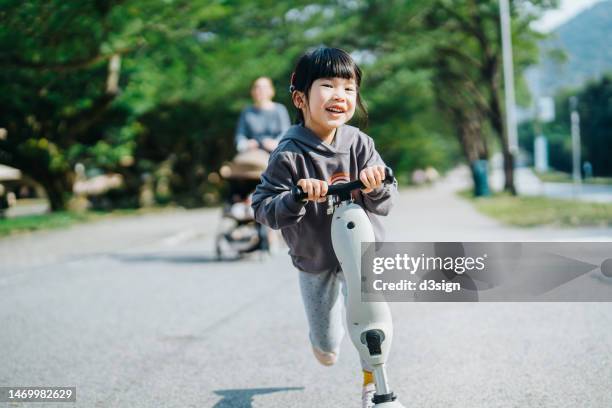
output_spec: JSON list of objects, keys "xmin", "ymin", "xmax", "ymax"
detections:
[
  {"xmin": 0, "ymin": 0, "xmax": 610, "ymax": 230},
  {"xmin": 1, "ymin": 2, "xmax": 612, "ymax": 407}
]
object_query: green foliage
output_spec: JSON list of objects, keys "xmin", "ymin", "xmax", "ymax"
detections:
[
  {"xmin": 0, "ymin": 1, "xmax": 425, "ymax": 209},
  {"xmin": 521, "ymin": 75, "xmax": 612, "ymax": 176},
  {"xmin": 0, "ymin": 0, "xmax": 559, "ymax": 210},
  {"xmin": 575, "ymin": 75, "xmax": 612, "ymax": 177},
  {"xmin": 403, "ymin": 0, "xmax": 558, "ymax": 195}
]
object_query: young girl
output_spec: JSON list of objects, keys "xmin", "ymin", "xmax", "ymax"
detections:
[{"xmin": 251, "ymin": 47, "xmax": 396, "ymax": 408}]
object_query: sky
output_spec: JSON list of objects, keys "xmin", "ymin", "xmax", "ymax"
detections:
[{"xmin": 531, "ymin": 0, "xmax": 605, "ymax": 32}]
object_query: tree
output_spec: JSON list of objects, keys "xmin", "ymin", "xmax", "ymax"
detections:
[
  {"xmin": 575, "ymin": 75, "xmax": 612, "ymax": 177},
  {"xmin": 312, "ymin": 0, "xmax": 462, "ymax": 178},
  {"xmin": 417, "ymin": 0, "xmax": 557, "ymax": 194},
  {"xmin": 0, "ymin": 0, "xmax": 559, "ymax": 209},
  {"xmin": 0, "ymin": 0, "xmax": 323, "ymax": 210},
  {"xmin": 521, "ymin": 75, "xmax": 612, "ymax": 176},
  {"xmin": 1, "ymin": 1, "xmax": 172, "ymax": 209}
]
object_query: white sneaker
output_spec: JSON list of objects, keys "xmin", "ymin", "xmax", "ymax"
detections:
[
  {"xmin": 362, "ymin": 382, "xmax": 376, "ymax": 408},
  {"xmin": 311, "ymin": 345, "xmax": 338, "ymax": 366}
]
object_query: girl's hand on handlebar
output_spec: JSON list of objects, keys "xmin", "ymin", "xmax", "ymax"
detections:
[
  {"xmin": 297, "ymin": 178, "xmax": 328, "ymax": 202},
  {"xmin": 360, "ymin": 165, "xmax": 386, "ymax": 194}
]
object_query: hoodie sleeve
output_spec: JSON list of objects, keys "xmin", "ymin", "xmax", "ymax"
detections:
[
  {"xmin": 251, "ymin": 150, "xmax": 307, "ymax": 230},
  {"xmin": 359, "ymin": 134, "xmax": 398, "ymax": 216}
]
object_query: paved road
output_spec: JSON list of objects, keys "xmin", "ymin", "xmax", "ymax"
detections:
[{"xmin": 1, "ymin": 178, "xmax": 611, "ymax": 407}]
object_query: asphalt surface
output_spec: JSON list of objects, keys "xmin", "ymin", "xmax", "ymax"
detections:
[{"xmin": 2, "ymin": 175, "xmax": 612, "ymax": 407}]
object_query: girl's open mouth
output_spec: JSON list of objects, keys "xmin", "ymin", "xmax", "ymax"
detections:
[{"xmin": 326, "ymin": 106, "xmax": 346, "ymax": 114}]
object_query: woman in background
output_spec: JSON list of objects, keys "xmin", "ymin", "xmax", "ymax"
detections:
[{"xmin": 234, "ymin": 76, "xmax": 291, "ymax": 153}]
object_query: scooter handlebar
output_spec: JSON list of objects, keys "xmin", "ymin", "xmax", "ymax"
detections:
[{"xmin": 291, "ymin": 167, "xmax": 394, "ymax": 202}]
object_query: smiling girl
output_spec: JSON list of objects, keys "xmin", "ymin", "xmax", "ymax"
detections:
[{"xmin": 251, "ymin": 47, "xmax": 397, "ymax": 408}]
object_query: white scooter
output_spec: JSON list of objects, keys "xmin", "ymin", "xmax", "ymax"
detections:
[{"xmin": 292, "ymin": 168, "xmax": 405, "ymax": 407}]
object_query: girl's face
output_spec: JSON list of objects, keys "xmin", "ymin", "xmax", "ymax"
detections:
[{"xmin": 296, "ymin": 77, "xmax": 357, "ymax": 139}]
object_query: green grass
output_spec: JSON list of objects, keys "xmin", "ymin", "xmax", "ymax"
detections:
[
  {"xmin": 534, "ymin": 170, "xmax": 612, "ymax": 185},
  {"xmin": 0, "ymin": 208, "xmax": 168, "ymax": 237},
  {"xmin": 458, "ymin": 190, "xmax": 612, "ymax": 228},
  {"xmin": 0, "ymin": 212, "xmax": 96, "ymax": 236}
]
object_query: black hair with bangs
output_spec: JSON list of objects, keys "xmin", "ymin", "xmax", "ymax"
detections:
[{"xmin": 290, "ymin": 47, "xmax": 368, "ymax": 127}]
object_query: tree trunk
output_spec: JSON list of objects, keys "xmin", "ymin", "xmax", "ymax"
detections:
[
  {"xmin": 501, "ymin": 146, "xmax": 515, "ymax": 194},
  {"xmin": 489, "ymin": 79, "xmax": 517, "ymax": 195},
  {"xmin": 39, "ymin": 173, "xmax": 73, "ymax": 211},
  {"xmin": 449, "ymin": 106, "xmax": 491, "ymax": 196},
  {"xmin": 459, "ymin": 110, "xmax": 489, "ymax": 162}
]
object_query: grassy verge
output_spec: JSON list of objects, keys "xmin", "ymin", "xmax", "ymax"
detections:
[
  {"xmin": 534, "ymin": 170, "xmax": 612, "ymax": 185},
  {"xmin": 0, "ymin": 208, "xmax": 171, "ymax": 237},
  {"xmin": 458, "ymin": 190, "xmax": 612, "ymax": 228},
  {"xmin": 0, "ymin": 212, "xmax": 99, "ymax": 236}
]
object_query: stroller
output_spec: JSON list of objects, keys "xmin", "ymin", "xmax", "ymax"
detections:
[{"xmin": 215, "ymin": 149, "xmax": 270, "ymax": 259}]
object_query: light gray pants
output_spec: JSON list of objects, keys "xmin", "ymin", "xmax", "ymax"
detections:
[{"xmin": 299, "ymin": 267, "xmax": 371, "ymax": 371}]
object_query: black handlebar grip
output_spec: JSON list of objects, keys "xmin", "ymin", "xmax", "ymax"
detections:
[
  {"xmin": 291, "ymin": 166, "xmax": 395, "ymax": 202},
  {"xmin": 291, "ymin": 185, "xmax": 308, "ymax": 202},
  {"xmin": 383, "ymin": 166, "xmax": 394, "ymax": 184}
]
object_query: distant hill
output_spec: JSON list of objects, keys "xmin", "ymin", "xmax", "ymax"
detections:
[{"xmin": 527, "ymin": 0, "xmax": 612, "ymax": 98}]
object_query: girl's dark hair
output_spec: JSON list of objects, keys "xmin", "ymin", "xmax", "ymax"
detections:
[{"xmin": 289, "ymin": 47, "xmax": 368, "ymax": 127}]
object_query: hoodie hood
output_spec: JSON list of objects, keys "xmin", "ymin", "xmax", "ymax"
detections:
[{"xmin": 281, "ymin": 124, "xmax": 357, "ymax": 156}]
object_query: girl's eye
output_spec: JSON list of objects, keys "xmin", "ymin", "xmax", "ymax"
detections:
[
  {"xmin": 346, "ymin": 88, "xmax": 356, "ymax": 92},
  {"xmin": 322, "ymin": 83, "xmax": 333, "ymax": 88}
]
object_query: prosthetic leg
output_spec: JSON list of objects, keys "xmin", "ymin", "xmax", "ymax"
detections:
[
  {"xmin": 331, "ymin": 199, "xmax": 405, "ymax": 407},
  {"xmin": 292, "ymin": 168, "xmax": 405, "ymax": 407}
]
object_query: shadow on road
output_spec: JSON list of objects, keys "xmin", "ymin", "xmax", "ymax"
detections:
[{"xmin": 212, "ymin": 387, "xmax": 304, "ymax": 407}]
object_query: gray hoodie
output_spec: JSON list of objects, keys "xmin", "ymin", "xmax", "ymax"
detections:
[{"xmin": 251, "ymin": 124, "xmax": 397, "ymax": 274}]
